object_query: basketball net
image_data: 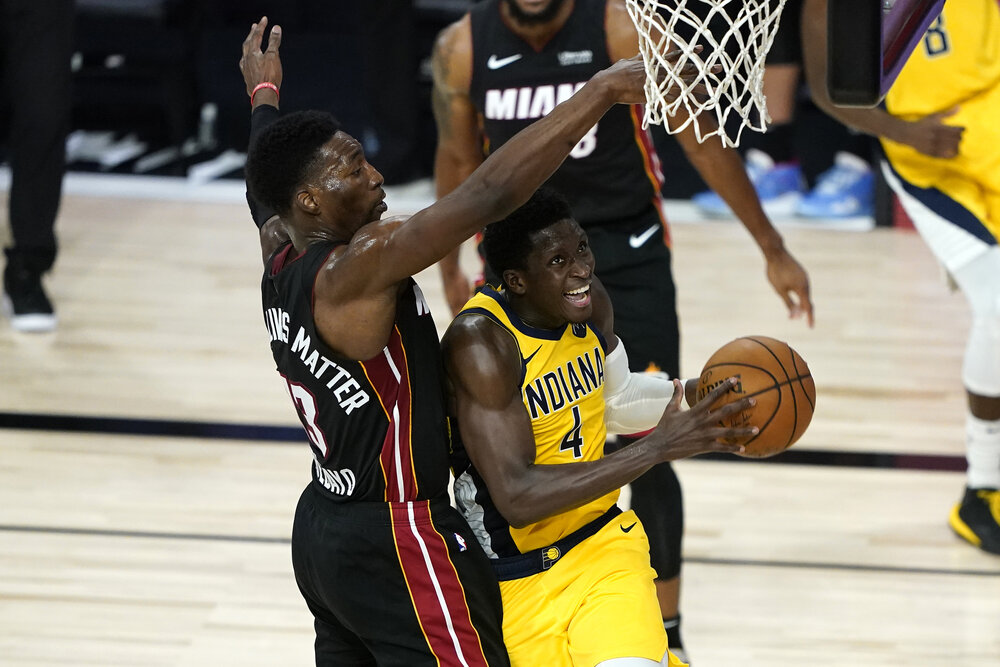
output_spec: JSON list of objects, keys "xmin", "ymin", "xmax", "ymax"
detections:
[{"xmin": 625, "ymin": 0, "xmax": 788, "ymax": 147}]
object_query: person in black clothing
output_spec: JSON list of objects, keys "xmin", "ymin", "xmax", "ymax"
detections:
[
  {"xmin": 1, "ymin": 0, "xmax": 73, "ymax": 332},
  {"xmin": 432, "ymin": 1, "xmax": 814, "ymax": 659},
  {"xmin": 239, "ymin": 17, "xmax": 699, "ymax": 666}
]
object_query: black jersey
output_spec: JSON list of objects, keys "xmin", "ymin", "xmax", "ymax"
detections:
[
  {"xmin": 262, "ymin": 241, "xmax": 452, "ymax": 504},
  {"xmin": 468, "ymin": 0, "xmax": 663, "ymax": 226}
]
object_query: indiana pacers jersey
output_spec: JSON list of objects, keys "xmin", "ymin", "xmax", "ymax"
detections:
[
  {"xmin": 452, "ymin": 286, "xmax": 616, "ymax": 557},
  {"xmin": 884, "ymin": 0, "xmax": 1000, "ymax": 117},
  {"xmin": 881, "ymin": 0, "xmax": 1000, "ymax": 242},
  {"xmin": 262, "ymin": 241, "xmax": 453, "ymax": 504},
  {"xmin": 468, "ymin": 0, "xmax": 664, "ymax": 226}
]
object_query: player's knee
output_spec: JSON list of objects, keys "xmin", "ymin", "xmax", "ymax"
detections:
[{"xmin": 962, "ymin": 309, "xmax": 1000, "ymax": 397}]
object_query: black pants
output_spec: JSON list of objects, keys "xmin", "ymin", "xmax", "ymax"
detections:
[
  {"xmin": 292, "ymin": 483, "xmax": 510, "ymax": 667},
  {"xmin": 1, "ymin": 0, "xmax": 73, "ymax": 272}
]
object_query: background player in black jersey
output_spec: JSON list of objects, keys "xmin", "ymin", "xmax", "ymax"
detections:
[
  {"xmin": 431, "ymin": 0, "xmax": 814, "ymax": 659},
  {"xmin": 239, "ymin": 17, "xmax": 702, "ymax": 667}
]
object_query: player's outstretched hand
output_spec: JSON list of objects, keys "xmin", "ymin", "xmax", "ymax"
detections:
[
  {"xmin": 900, "ymin": 108, "xmax": 964, "ymax": 159},
  {"xmin": 240, "ymin": 16, "xmax": 283, "ymax": 102},
  {"xmin": 603, "ymin": 47, "xmax": 715, "ymax": 105},
  {"xmin": 765, "ymin": 250, "xmax": 814, "ymax": 327},
  {"xmin": 650, "ymin": 377, "xmax": 756, "ymax": 461}
]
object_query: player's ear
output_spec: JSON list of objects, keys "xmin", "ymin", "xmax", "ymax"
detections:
[
  {"xmin": 504, "ymin": 270, "xmax": 527, "ymax": 295},
  {"xmin": 295, "ymin": 188, "xmax": 319, "ymax": 215}
]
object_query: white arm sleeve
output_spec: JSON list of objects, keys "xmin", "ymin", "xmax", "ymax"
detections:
[{"xmin": 603, "ymin": 341, "xmax": 681, "ymax": 435}]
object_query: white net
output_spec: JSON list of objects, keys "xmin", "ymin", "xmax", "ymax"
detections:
[{"xmin": 625, "ymin": 0, "xmax": 788, "ymax": 147}]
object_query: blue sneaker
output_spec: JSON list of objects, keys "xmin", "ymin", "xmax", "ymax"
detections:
[
  {"xmin": 797, "ymin": 151, "xmax": 875, "ymax": 218},
  {"xmin": 692, "ymin": 149, "xmax": 806, "ymax": 218}
]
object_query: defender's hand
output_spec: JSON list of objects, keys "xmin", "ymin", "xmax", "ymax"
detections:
[
  {"xmin": 601, "ymin": 47, "xmax": 716, "ymax": 106},
  {"xmin": 240, "ymin": 16, "xmax": 283, "ymax": 102}
]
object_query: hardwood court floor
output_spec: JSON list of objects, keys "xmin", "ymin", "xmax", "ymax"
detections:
[{"xmin": 1, "ymin": 184, "xmax": 998, "ymax": 666}]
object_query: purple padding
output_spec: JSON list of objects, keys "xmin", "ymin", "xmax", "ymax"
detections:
[{"xmin": 881, "ymin": 0, "xmax": 946, "ymax": 95}]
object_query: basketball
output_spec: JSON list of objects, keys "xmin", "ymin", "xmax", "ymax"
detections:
[{"xmin": 696, "ymin": 336, "xmax": 816, "ymax": 458}]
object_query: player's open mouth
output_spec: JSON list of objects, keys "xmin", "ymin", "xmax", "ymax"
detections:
[{"xmin": 563, "ymin": 284, "xmax": 591, "ymax": 306}]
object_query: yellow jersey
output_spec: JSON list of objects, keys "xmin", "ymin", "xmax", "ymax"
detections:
[
  {"xmin": 451, "ymin": 286, "xmax": 617, "ymax": 556},
  {"xmin": 880, "ymin": 0, "xmax": 1000, "ymax": 242},
  {"xmin": 885, "ymin": 0, "xmax": 1000, "ymax": 116}
]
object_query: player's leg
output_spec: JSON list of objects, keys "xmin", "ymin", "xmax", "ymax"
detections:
[
  {"xmin": 881, "ymin": 163, "xmax": 1000, "ymax": 554},
  {"xmin": 565, "ymin": 510, "xmax": 684, "ymax": 666},
  {"xmin": 0, "ymin": 0, "xmax": 72, "ymax": 331},
  {"xmin": 949, "ymin": 244, "xmax": 1000, "ymax": 554},
  {"xmin": 292, "ymin": 485, "xmax": 510, "ymax": 666},
  {"xmin": 587, "ymin": 212, "xmax": 688, "ymax": 658}
]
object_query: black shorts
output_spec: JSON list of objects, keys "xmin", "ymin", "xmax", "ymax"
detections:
[
  {"xmin": 291, "ymin": 483, "xmax": 510, "ymax": 667},
  {"xmin": 584, "ymin": 203, "xmax": 680, "ymax": 378}
]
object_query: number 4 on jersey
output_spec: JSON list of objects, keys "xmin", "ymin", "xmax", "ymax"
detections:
[{"xmin": 559, "ymin": 405, "xmax": 585, "ymax": 458}]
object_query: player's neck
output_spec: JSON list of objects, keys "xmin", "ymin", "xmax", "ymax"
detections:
[{"xmin": 501, "ymin": 0, "xmax": 575, "ymax": 51}]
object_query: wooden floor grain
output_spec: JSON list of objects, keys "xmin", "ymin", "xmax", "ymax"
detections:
[{"xmin": 1, "ymin": 185, "xmax": 997, "ymax": 666}]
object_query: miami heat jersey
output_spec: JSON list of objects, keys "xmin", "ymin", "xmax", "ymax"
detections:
[
  {"xmin": 451, "ymin": 286, "xmax": 616, "ymax": 558},
  {"xmin": 468, "ymin": 0, "xmax": 663, "ymax": 226},
  {"xmin": 262, "ymin": 241, "xmax": 452, "ymax": 503}
]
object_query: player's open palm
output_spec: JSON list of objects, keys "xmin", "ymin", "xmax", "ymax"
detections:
[
  {"xmin": 240, "ymin": 16, "xmax": 283, "ymax": 97},
  {"xmin": 649, "ymin": 378, "xmax": 756, "ymax": 461}
]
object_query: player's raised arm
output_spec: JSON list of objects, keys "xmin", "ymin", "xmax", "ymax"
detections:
[
  {"xmin": 374, "ymin": 54, "xmax": 655, "ymax": 288},
  {"xmin": 240, "ymin": 18, "xmax": 289, "ymax": 262},
  {"xmin": 800, "ymin": 0, "xmax": 963, "ymax": 159}
]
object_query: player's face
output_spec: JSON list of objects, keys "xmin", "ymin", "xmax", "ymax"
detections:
[
  {"xmin": 507, "ymin": 218, "xmax": 595, "ymax": 328},
  {"xmin": 504, "ymin": 0, "xmax": 568, "ymax": 26},
  {"xmin": 308, "ymin": 131, "xmax": 386, "ymax": 234}
]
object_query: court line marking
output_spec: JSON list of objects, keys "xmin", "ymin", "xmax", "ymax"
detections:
[
  {"xmin": 1, "ymin": 523, "xmax": 995, "ymax": 578},
  {"xmin": 0, "ymin": 411, "xmax": 967, "ymax": 472}
]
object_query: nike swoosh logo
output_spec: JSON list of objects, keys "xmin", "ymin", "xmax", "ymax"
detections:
[
  {"xmin": 523, "ymin": 346, "xmax": 542, "ymax": 365},
  {"xmin": 628, "ymin": 224, "xmax": 661, "ymax": 249},
  {"xmin": 621, "ymin": 522, "xmax": 637, "ymax": 533},
  {"xmin": 487, "ymin": 54, "xmax": 523, "ymax": 70}
]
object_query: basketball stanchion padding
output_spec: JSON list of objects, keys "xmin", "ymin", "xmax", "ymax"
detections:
[{"xmin": 696, "ymin": 335, "xmax": 816, "ymax": 457}]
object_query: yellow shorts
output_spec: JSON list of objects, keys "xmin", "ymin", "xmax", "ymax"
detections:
[
  {"xmin": 498, "ymin": 509, "xmax": 682, "ymax": 667},
  {"xmin": 882, "ymin": 82, "xmax": 1000, "ymax": 242}
]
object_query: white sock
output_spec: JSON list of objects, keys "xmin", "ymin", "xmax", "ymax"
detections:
[{"xmin": 966, "ymin": 413, "xmax": 1000, "ymax": 489}]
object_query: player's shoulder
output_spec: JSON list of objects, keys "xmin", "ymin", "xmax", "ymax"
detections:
[
  {"xmin": 443, "ymin": 311, "xmax": 523, "ymax": 387},
  {"xmin": 433, "ymin": 13, "xmax": 473, "ymax": 89},
  {"xmin": 434, "ymin": 12, "xmax": 473, "ymax": 63},
  {"xmin": 603, "ymin": 0, "xmax": 639, "ymax": 59}
]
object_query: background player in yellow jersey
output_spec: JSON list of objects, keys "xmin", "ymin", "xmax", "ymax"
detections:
[
  {"xmin": 802, "ymin": 0, "xmax": 1000, "ymax": 554},
  {"xmin": 442, "ymin": 187, "xmax": 758, "ymax": 666}
]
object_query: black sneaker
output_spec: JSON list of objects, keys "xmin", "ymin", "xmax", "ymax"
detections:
[
  {"xmin": 2, "ymin": 269, "xmax": 56, "ymax": 333},
  {"xmin": 949, "ymin": 487, "xmax": 1000, "ymax": 555}
]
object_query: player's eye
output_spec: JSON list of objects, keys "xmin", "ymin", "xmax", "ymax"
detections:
[{"xmin": 577, "ymin": 241, "xmax": 588, "ymax": 253}]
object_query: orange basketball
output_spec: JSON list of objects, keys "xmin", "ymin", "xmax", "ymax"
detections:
[{"xmin": 696, "ymin": 336, "xmax": 816, "ymax": 458}]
